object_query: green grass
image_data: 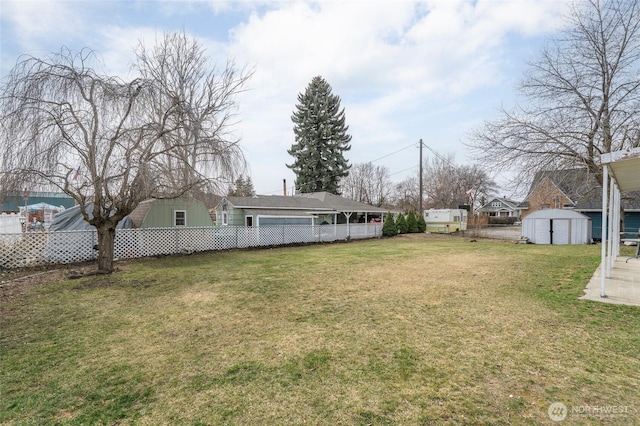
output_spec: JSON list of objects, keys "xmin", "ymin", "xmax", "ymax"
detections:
[{"xmin": 1, "ymin": 235, "xmax": 639, "ymax": 425}]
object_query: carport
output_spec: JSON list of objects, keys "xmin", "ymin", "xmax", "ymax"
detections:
[{"xmin": 598, "ymin": 146, "xmax": 640, "ymax": 300}]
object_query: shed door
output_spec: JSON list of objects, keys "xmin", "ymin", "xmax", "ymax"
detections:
[
  {"xmin": 552, "ymin": 219, "xmax": 570, "ymax": 245},
  {"xmin": 535, "ymin": 219, "xmax": 551, "ymax": 244}
]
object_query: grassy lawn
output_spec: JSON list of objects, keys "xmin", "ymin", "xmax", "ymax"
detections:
[{"xmin": 1, "ymin": 235, "xmax": 639, "ymax": 425}]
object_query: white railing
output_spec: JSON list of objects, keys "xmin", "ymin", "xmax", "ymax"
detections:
[{"xmin": 0, "ymin": 223, "xmax": 383, "ymax": 269}]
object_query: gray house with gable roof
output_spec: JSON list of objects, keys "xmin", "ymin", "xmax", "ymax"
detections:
[{"xmin": 214, "ymin": 192, "xmax": 387, "ymax": 227}]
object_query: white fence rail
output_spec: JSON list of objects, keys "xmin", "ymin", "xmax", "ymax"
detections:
[{"xmin": 0, "ymin": 223, "xmax": 382, "ymax": 269}]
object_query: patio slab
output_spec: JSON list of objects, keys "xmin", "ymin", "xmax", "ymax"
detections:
[{"xmin": 580, "ymin": 257, "xmax": 640, "ymax": 306}]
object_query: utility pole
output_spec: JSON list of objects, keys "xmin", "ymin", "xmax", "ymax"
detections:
[{"xmin": 419, "ymin": 139, "xmax": 423, "ymax": 214}]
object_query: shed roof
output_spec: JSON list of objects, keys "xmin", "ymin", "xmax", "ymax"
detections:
[{"xmin": 523, "ymin": 208, "xmax": 591, "ymax": 220}]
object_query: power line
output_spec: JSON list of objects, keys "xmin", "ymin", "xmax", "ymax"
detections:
[
  {"xmin": 389, "ymin": 165, "xmax": 418, "ymax": 177},
  {"xmin": 366, "ymin": 143, "xmax": 415, "ymax": 164},
  {"xmin": 259, "ymin": 142, "xmax": 418, "ymax": 195}
]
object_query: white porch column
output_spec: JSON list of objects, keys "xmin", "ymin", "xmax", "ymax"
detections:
[
  {"xmin": 600, "ymin": 165, "xmax": 609, "ymax": 297},
  {"xmin": 607, "ymin": 177, "xmax": 617, "ymax": 277},
  {"xmin": 612, "ymin": 183, "xmax": 619, "ymax": 259}
]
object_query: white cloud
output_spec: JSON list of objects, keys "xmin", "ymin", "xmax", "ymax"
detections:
[
  {"xmin": 0, "ymin": 0, "xmax": 572, "ymax": 194},
  {"xmin": 2, "ymin": 0, "xmax": 82, "ymax": 43}
]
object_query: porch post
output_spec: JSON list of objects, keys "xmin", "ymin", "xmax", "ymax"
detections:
[
  {"xmin": 611, "ymin": 181, "xmax": 620, "ymax": 256},
  {"xmin": 600, "ymin": 165, "xmax": 608, "ymax": 297},
  {"xmin": 607, "ymin": 177, "xmax": 616, "ymax": 278}
]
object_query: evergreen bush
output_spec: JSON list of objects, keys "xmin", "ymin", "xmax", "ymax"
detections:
[
  {"xmin": 382, "ymin": 212, "xmax": 397, "ymax": 237},
  {"xmin": 396, "ymin": 213, "xmax": 407, "ymax": 234},
  {"xmin": 406, "ymin": 210, "xmax": 419, "ymax": 233}
]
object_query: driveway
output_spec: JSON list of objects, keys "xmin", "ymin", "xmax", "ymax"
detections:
[{"xmin": 466, "ymin": 225, "xmax": 522, "ymax": 241}]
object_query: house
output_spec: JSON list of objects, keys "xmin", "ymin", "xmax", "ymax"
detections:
[
  {"xmin": 297, "ymin": 192, "xmax": 387, "ymax": 224},
  {"xmin": 48, "ymin": 197, "xmax": 212, "ymax": 231},
  {"xmin": 214, "ymin": 192, "xmax": 387, "ymax": 227},
  {"xmin": 128, "ymin": 198, "xmax": 213, "ymax": 228},
  {"xmin": 523, "ymin": 169, "xmax": 640, "ymax": 239},
  {"xmin": 477, "ymin": 197, "xmax": 524, "ymax": 218},
  {"xmin": 1, "ymin": 191, "xmax": 75, "ymax": 213}
]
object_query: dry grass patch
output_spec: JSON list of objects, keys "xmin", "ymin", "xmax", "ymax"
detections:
[{"xmin": 2, "ymin": 236, "xmax": 639, "ymax": 425}]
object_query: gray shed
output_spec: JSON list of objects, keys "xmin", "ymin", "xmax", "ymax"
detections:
[{"xmin": 522, "ymin": 209, "xmax": 592, "ymax": 244}]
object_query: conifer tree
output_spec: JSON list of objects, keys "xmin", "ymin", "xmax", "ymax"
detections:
[
  {"xmin": 228, "ymin": 175, "xmax": 255, "ymax": 197},
  {"xmin": 417, "ymin": 214, "xmax": 427, "ymax": 233},
  {"xmin": 287, "ymin": 76, "xmax": 351, "ymax": 194},
  {"xmin": 382, "ymin": 212, "xmax": 397, "ymax": 237},
  {"xmin": 396, "ymin": 213, "xmax": 408, "ymax": 234},
  {"xmin": 406, "ymin": 210, "xmax": 419, "ymax": 233}
]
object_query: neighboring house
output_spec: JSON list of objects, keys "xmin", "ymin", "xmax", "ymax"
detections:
[
  {"xmin": 523, "ymin": 169, "xmax": 640, "ymax": 239},
  {"xmin": 1, "ymin": 191, "xmax": 75, "ymax": 213},
  {"xmin": 48, "ymin": 198, "xmax": 212, "ymax": 231},
  {"xmin": 214, "ymin": 192, "xmax": 387, "ymax": 227},
  {"xmin": 128, "ymin": 198, "xmax": 213, "ymax": 228},
  {"xmin": 297, "ymin": 192, "xmax": 387, "ymax": 223},
  {"xmin": 477, "ymin": 197, "xmax": 524, "ymax": 218}
]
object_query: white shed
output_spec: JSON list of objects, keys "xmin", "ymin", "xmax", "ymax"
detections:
[{"xmin": 522, "ymin": 209, "xmax": 592, "ymax": 244}]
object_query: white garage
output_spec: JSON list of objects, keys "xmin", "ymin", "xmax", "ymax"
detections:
[{"xmin": 522, "ymin": 209, "xmax": 592, "ymax": 244}]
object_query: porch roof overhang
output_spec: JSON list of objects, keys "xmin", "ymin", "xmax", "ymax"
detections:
[
  {"xmin": 601, "ymin": 149, "xmax": 640, "ymax": 193},
  {"xmin": 600, "ymin": 147, "xmax": 640, "ymax": 300}
]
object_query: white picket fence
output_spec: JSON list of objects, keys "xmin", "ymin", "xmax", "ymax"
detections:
[{"xmin": 0, "ymin": 223, "xmax": 383, "ymax": 269}]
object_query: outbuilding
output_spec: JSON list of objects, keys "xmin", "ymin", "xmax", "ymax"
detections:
[{"xmin": 522, "ymin": 208, "xmax": 592, "ymax": 244}]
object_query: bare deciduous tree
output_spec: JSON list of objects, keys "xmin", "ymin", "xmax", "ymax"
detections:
[
  {"xmin": 0, "ymin": 33, "xmax": 251, "ymax": 273},
  {"xmin": 391, "ymin": 177, "xmax": 420, "ymax": 213},
  {"xmin": 340, "ymin": 162, "xmax": 392, "ymax": 207},
  {"xmin": 423, "ymin": 153, "xmax": 496, "ymax": 212},
  {"xmin": 467, "ymin": 0, "xmax": 640, "ymax": 191}
]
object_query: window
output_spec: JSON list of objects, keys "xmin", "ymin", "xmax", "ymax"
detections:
[
  {"xmin": 174, "ymin": 210, "xmax": 186, "ymax": 226},
  {"xmin": 222, "ymin": 212, "xmax": 228, "ymax": 225},
  {"xmin": 245, "ymin": 216, "xmax": 253, "ymax": 227},
  {"xmin": 491, "ymin": 201, "xmax": 502, "ymax": 207},
  {"xmin": 453, "ymin": 216, "xmax": 460, "ymax": 222}
]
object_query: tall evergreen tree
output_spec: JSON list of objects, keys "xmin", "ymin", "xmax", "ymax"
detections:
[{"xmin": 287, "ymin": 76, "xmax": 351, "ymax": 194}]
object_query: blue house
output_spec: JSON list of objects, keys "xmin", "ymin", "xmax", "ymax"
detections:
[{"xmin": 523, "ymin": 169, "xmax": 640, "ymax": 241}]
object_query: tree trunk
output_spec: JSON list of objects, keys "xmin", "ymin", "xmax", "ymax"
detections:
[{"xmin": 96, "ymin": 224, "xmax": 116, "ymax": 274}]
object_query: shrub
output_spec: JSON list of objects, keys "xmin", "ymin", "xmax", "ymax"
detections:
[
  {"xmin": 488, "ymin": 216, "xmax": 519, "ymax": 225},
  {"xmin": 396, "ymin": 213, "xmax": 408, "ymax": 234},
  {"xmin": 417, "ymin": 215, "xmax": 426, "ymax": 233},
  {"xmin": 406, "ymin": 211, "xmax": 419, "ymax": 233},
  {"xmin": 382, "ymin": 212, "xmax": 397, "ymax": 237}
]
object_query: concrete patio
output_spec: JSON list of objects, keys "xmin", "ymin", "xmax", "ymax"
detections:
[{"xmin": 581, "ymin": 256, "xmax": 640, "ymax": 306}]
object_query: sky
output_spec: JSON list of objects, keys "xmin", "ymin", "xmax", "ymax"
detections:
[{"xmin": 0, "ymin": 0, "xmax": 572, "ymax": 197}]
